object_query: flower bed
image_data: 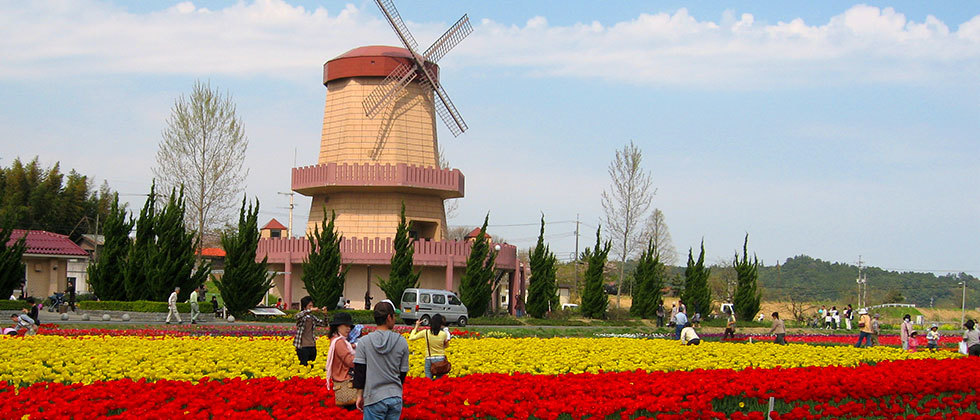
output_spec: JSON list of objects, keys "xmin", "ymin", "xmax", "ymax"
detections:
[
  {"xmin": 2, "ymin": 358, "xmax": 978, "ymax": 419},
  {"xmin": 33, "ymin": 324, "xmax": 481, "ymax": 339},
  {"xmin": 712, "ymin": 333, "xmax": 962, "ymax": 347},
  {"xmin": 0, "ymin": 336, "xmax": 957, "ymax": 385}
]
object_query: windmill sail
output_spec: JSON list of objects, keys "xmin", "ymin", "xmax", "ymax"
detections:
[{"xmin": 424, "ymin": 14, "xmax": 472, "ymax": 64}]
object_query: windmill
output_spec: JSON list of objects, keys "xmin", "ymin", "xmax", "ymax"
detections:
[{"xmin": 363, "ymin": 0, "xmax": 472, "ymax": 137}]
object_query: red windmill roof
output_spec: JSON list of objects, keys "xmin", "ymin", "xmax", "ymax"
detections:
[
  {"xmin": 261, "ymin": 219, "xmax": 287, "ymax": 231},
  {"xmin": 6, "ymin": 230, "xmax": 89, "ymax": 257}
]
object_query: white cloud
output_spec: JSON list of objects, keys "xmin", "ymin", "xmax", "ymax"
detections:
[{"xmin": 1, "ymin": 1, "xmax": 978, "ymax": 87}]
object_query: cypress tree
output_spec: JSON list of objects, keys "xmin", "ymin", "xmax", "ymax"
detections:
[
  {"xmin": 630, "ymin": 240, "xmax": 665, "ymax": 319},
  {"xmin": 733, "ymin": 234, "xmax": 762, "ymax": 321},
  {"xmin": 526, "ymin": 216, "xmax": 557, "ymax": 318},
  {"xmin": 581, "ymin": 226, "xmax": 612, "ymax": 319},
  {"xmin": 378, "ymin": 203, "xmax": 419, "ymax": 301},
  {"xmin": 459, "ymin": 214, "xmax": 498, "ymax": 318},
  {"xmin": 302, "ymin": 209, "xmax": 349, "ymax": 310},
  {"xmin": 0, "ymin": 222, "xmax": 27, "ymax": 299},
  {"xmin": 681, "ymin": 241, "xmax": 713, "ymax": 318},
  {"xmin": 215, "ymin": 197, "xmax": 274, "ymax": 317},
  {"xmin": 87, "ymin": 194, "xmax": 133, "ymax": 300},
  {"xmin": 123, "ymin": 182, "xmax": 156, "ymax": 301},
  {"xmin": 149, "ymin": 186, "xmax": 209, "ymax": 301}
]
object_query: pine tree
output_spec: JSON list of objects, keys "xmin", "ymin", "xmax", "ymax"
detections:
[
  {"xmin": 526, "ymin": 216, "xmax": 557, "ymax": 318},
  {"xmin": 215, "ymin": 197, "xmax": 274, "ymax": 317},
  {"xmin": 733, "ymin": 234, "xmax": 762, "ymax": 321},
  {"xmin": 581, "ymin": 226, "xmax": 612, "ymax": 319},
  {"xmin": 0, "ymin": 222, "xmax": 27, "ymax": 300},
  {"xmin": 123, "ymin": 182, "xmax": 156, "ymax": 301},
  {"xmin": 378, "ymin": 203, "xmax": 419, "ymax": 301},
  {"xmin": 302, "ymin": 209, "xmax": 349, "ymax": 310},
  {"xmin": 87, "ymin": 194, "xmax": 133, "ymax": 300},
  {"xmin": 681, "ymin": 241, "xmax": 713, "ymax": 317},
  {"xmin": 459, "ymin": 214, "xmax": 498, "ymax": 318},
  {"xmin": 630, "ymin": 240, "xmax": 665, "ymax": 319}
]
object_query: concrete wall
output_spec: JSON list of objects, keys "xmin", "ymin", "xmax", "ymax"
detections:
[
  {"xmin": 24, "ymin": 256, "xmax": 68, "ymax": 298},
  {"xmin": 269, "ymin": 262, "xmax": 464, "ymax": 309}
]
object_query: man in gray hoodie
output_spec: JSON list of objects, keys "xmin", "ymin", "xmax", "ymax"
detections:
[{"xmin": 354, "ymin": 300, "xmax": 409, "ymax": 419}]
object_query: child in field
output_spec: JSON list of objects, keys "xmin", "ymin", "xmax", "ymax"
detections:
[
  {"xmin": 926, "ymin": 324, "xmax": 940, "ymax": 351},
  {"xmin": 908, "ymin": 331, "xmax": 920, "ymax": 352}
]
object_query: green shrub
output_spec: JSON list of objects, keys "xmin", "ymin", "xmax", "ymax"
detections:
[
  {"xmin": 78, "ymin": 300, "xmax": 214, "ymax": 313},
  {"xmin": 468, "ymin": 316, "xmax": 523, "ymax": 326},
  {"xmin": 239, "ymin": 309, "xmax": 375, "ymax": 324},
  {"xmin": 0, "ymin": 300, "xmax": 30, "ymax": 311}
]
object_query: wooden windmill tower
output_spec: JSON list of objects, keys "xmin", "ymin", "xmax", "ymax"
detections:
[{"xmin": 292, "ymin": 0, "xmax": 472, "ymax": 241}]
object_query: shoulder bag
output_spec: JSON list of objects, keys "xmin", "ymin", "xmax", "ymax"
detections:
[
  {"xmin": 329, "ymin": 337, "xmax": 358, "ymax": 406},
  {"xmin": 427, "ymin": 330, "xmax": 452, "ymax": 376}
]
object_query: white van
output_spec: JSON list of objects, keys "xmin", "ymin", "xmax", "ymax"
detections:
[{"xmin": 399, "ymin": 288, "xmax": 469, "ymax": 327}]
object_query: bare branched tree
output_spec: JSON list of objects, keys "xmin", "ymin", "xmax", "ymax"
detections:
[
  {"xmin": 640, "ymin": 208, "xmax": 677, "ymax": 266},
  {"xmin": 445, "ymin": 225, "xmax": 473, "ymax": 241},
  {"xmin": 154, "ymin": 80, "xmax": 248, "ymax": 248},
  {"xmin": 601, "ymin": 140, "xmax": 654, "ymax": 307},
  {"xmin": 438, "ymin": 145, "xmax": 459, "ymax": 220},
  {"xmin": 710, "ymin": 258, "xmax": 738, "ymax": 303}
]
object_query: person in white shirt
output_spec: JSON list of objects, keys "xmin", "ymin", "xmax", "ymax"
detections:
[
  {"xmin": 188, "ymin": 287, "xmax": 200, "ymax": 324},
  {"xmin": 680, "ymin": 324, "xmax": 700, "ymax": 346},
  {"xmin": 166, "ymin": 287, "xmax": 182, "ymax": 324}
]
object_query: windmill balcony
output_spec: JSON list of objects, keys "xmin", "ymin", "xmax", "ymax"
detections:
[
  {"xmin": 256, "ymin": 237, "xmax": 517, "ymax": 270},
  {"xmin": 291, "ymin": 163, "xmax": 464, "ymax": 199}
]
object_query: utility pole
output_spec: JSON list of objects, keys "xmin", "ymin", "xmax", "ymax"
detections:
[
  {"xmin": 573, "ymin": 214, "xmax": 580, "ymax": 300},
  {"xmin": 855, "ymin": 255, "xmax": 869, "ymax": 308},
  {"xmin": 961, "ymin": 278, "xmax": 968, "ymax": 329},
  {"xmin": 277, "ymin": 192, "xmax": 294, "ymax": 237}
]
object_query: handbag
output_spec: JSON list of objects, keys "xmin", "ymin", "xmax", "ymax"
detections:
[
  {"xmin": 959, "ymin": 342, "xmax": 969, "ymax": 355},
  {"xmin": 427, "ymin": 330, "xmax": 452, "ymax": 376},
  {"xmin": 333, "ymin": 379, "xmax": 357, "ymax": 406}
]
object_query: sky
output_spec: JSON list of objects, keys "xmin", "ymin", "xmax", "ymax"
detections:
[{"xmin": 1, "ymin": 0, "xmax": 978, "ymax": 275}]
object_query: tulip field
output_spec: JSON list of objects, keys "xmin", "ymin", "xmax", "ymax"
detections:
[{"xmin": 1, "ymin": 325, "xmax": 978, "ymax": 419}]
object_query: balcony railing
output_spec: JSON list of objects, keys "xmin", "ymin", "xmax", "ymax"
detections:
[
  {"xmin": 291, "ymin": 163, "xmax": 464, "ymax": 198},
  {"xmin": 256, "ymin": 237, "xmax": 516, "ymax": 270}
]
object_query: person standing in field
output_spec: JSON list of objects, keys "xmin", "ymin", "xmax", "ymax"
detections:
[
  {"xmin": 926, "ymin": 324, "xmax": 941, "ymax": 351},
  {"xmin": 674, "ymin": 308, "xmax": 688, "ymax": 340},
  {"xmin": 165, "ymin": 287, "xmax": 182, "ymax": 324},
  {"xmin": 354, "ymin": 300, "xmax": 410, "ymax": 418},
  {"xmin": 326, "ymin": 312, "xmax": 357, "ymax": 410},
  {"xmin": 188, "ymin": 286, "xmax": 200, "ymax": 324},
  {"xmin": 724, "ymin": 309, "xmax": 736, "ymax": 340},
  {"xmin": 870, "ymin": 314, "xmax": 881, "ymax": 347},
  {"xmin": 408, "ymin": 314, "xmax": 450, "ymax": 380},
  {"xmin": 656, "ymin": 301, "xmax": 665, "ymax": 328},
  {"xmin": 844, "ymin": 304, "xmax": 853, "ymax": 330},
  {"xmin": 900, "ymin": 314, "xmax": 914, "ymax": 351},
  {"xmin": 294, "ymin": 296, "xmax": 328, "ymax": 366},
  {"xmin": 855, "ymin": 308, "xmax": 872, "ymax": 347},
  {"xmin": 769, "ymin": 312, "xmax": 786, "ymax": 345}
]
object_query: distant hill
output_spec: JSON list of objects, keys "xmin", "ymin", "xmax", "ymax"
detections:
[{"xmin": 757, "ymin": 255, "xmax": 977, "ymax": 308}]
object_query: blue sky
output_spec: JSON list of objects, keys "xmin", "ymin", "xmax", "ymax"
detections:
[{"xmin": 1, "ymin": 0, "xmax": 978, "ymax": 274}]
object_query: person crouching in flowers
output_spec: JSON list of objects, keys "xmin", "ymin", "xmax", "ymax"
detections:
[
  {"xmin": 326, "ymin": 312, "xmax": 357, "ymax": 410},
  {"xmin": 680, "ymin": 323, "xmax": 701, "ymax": 346},
  {"xmin": 926, "ymin": 324, "xmax": 940, "ymax": 352},
  {"xmin": 963, "ymin": 320, "xmax": 980, "ymax": 356},
  {"xmin": 10, "ymin": 313, "xmax": 37, "ymax": 336},
  {"xmin": 408, "ymin": 314, "xmax": 450, "ymax": 379}
]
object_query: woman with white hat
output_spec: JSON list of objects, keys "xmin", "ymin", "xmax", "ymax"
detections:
[{"xmin": 855, "ymin": 308, "xmax": 872, "ymax": 347}]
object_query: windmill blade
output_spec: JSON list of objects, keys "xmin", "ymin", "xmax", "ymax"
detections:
[
  {"xmin": 363, "ymin": 63, "xmax": 418, "ymax": 119},
  {"xmin": 429, "ymin": 81, "xmax": 468, "ymax": 136},
  {"xmin": 375, "ymin": 0, "xmax": 419, "ymax": 53},
  {"xmin": 423, "ymin": 14, "xmax": 472, "ymax": 64}
]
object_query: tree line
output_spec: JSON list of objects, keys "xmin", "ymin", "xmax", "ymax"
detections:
[{"xmin": 0, "ymin": 157, "xmax": 113, "ymax": 242}]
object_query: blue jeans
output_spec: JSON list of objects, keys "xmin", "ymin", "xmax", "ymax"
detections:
[
  {"xmin": 856, "ymin": 331, "xmax": 871, "ymax": 347},
  {"xmin": 363, "ymin": 396, "xmax": 402, "ymax": 420},
  {"xmin": 674, "ymin": 323, "xmax": 685, "ymax": 340},
  {"xmin": 424, "ymin": 356, "xmax": 447, "ymax": 380}
]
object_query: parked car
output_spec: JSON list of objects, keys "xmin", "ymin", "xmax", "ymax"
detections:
[{"xmin": 399, "ymin": 288, "xmax": 469, "ymax": 327}]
